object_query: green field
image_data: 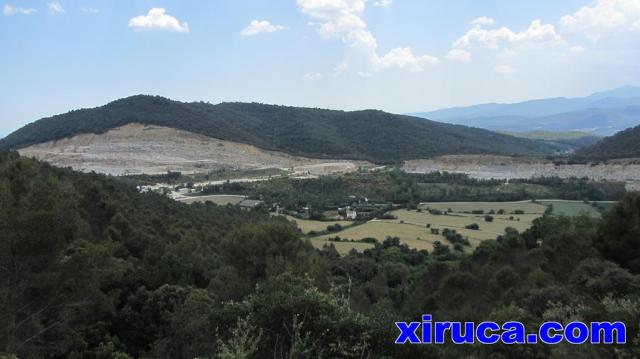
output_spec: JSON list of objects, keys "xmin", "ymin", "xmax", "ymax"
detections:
[
  {"xmin": 420, "ymin": 201, "xmax": 547, "ymax": 214},
  {"xmin": 178, "ymin": 194, "xmax": 245, "ymax": 205},
  {"xmin": 308, "ymin": 239, "xmax": 375, "ymax": 255},
  {"xmin": 391, "ymin": 209, "xmax": 538, "ymax": 238},
  {"xmin": 283, "ymin": 215, "xmax": 352, "ymax": 234},
  {"xmin": 538, "ymin": 200, "xmax": 616, "ymax": 217},
  {"xmin": 304, "ymin": 200, "xmax": 618, "ymax": 255},
  {"xmin": 311, "ymin": 202, "xmax": 547, "ymax": 254},
  {"xmin": 315, "ymin": 221, "xmax": 444, "ymax": 250}
]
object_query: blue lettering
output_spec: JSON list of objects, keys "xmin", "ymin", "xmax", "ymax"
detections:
[
  {"xmin": 434, "ymin": 322, "xmax": 452, "ymax": 344},
  {"xmin": 422, "ymin": 315, "xmax": 432, "ymax": 344},
  {"xmin": 590, "ymin": 322, "xmax": 626, "ymax": 344},
  {"xmin": 539, "ymin": 321, "xmax": 563, "ymax": 344},
  {"xmin": 476, "ymin": 322, "xmax": 500, "ymax": 344},
  {"xmin": 451, "ymin": 322, "xmax": 475, "ymax": 344},
  {"xmin": 395, "ymin": 322, "xmax": 421, "ymax": 344},
  {"xmin": 501, "ymin": 322, "xmax": 526, "ymax": 344}
]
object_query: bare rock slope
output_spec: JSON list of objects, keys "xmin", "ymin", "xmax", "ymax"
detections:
[
  {"xmin": 404, "ymin": 155, "xmax": 640, "ymax": 182},
  {"xmin": 19, "ymin": 123, "xmax": 363, "ymax": 176}
]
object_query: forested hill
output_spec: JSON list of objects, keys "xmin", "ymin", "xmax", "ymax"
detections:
[
  {"xmin": 0, "ymin": 95, "xmax": 558, "ymax": 162},
  {"xmin": 4, "ymin": 151, "xmax": 640, "ymax": 358},
  {"xmin": 574, "ymin": 124, "xmax": 640, "ymax": 160}
]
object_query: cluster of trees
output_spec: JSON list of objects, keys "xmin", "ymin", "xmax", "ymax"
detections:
[
  {"xmin": 441, "ymin": 228, "xmax": 471, "ymax": 249},
  {"xmin": 0, "ymin": 95, "xmax": 558, "ymax": 161},
  {"xmin": 2, "ymin": 151, "xmax": 640, "ymax": 358}
]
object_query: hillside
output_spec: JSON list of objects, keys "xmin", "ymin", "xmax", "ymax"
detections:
[
  {"xmin": 3, "ymin": 150, "xmax": 640, "ymax": 358},
  {"xmin": 574, "ymin": 125, "xmax": 640, "ymax": 160},
  {"xmin": 411, "ymin": 86, "xmax": 640, "ymax": 135},
  {"xmin": 0, "ymin": 95, "xmax": 559, "ymax": 163},
  {"xmin": 499, "ymin": 130, "xmax": 601, "ymax": 150}
]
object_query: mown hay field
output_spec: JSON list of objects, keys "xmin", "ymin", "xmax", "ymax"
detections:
[
  {"xmin": 178, "ymin": 194, "xmax": 245, "ymax": 205},
  {"xmin": 283, "ymin": 215, "xmax": 352, "ymax": 234},
  {"xmin": 310, "ymin": 202, "xmax": 547, "ymax": 254}
]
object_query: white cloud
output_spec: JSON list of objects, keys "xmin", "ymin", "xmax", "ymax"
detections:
[
  {"xmin": 129, "ymin": 8, "xmax": 189, "ymax": 33},
  {"xmin": 569, "ymin": 45, "xmax": 586, "ymax": 53},
  {"xmin": 241, "ymin": 20, "xmax": 285, "ymax": 36},
  {"xmin": 470, "ymin": 16, "xmax": 495, "ymax": 26},
  {"xmin": 47, "ymin": 2, "xmax": 65, "ymax": 14},
  {"xmin": 82, "ymin": 7, "xmax": 99, "ymax": 14},
  {"xmin": 634, "ymin": 18, "xmax": 640, "ymax": 29},
  {"xmin": 494, "ymin": 64, "xmax": 516, "ymax": 75},
  {"xmin": 334, "ymin": 62, "xmax": 349, "ymax": 75},
  {"xmin": 3, "ymin": 4, "xmax": 36, "ymax": 15},
  {"xmin": 297, "ymin": 0, "xmax": 438, "ymax": 73},
  {"xmin": 499, "ymin": 48, "xmax": 517, "ymax": 58},
  {"xmin": 453, "ymin": 19, "xmax": 561, "ymax": 49},
  {"xmin": 303, "ymin": 72, "xmax": 323, "ymax": 80},
  {"xmin": 446, "ymin": 48, "xmax": 471, "ymax": 62},
  {"xmin": 560, "ymin": 0, "xmax": 640, "ymax": 30},
  {"xmin": 377, "ymin": 47, "xmax": 439, "ymax": 71},
  {"xmin": 373, "ymin": 0, "xmax": 393, "ymax": 7}
]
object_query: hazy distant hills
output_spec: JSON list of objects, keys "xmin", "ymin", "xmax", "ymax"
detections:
[
  {"xmin": 0, "ymin": 95, "xmax": 559, "ymax": 163},
  {"xmin": 499, "ymin": 130, "xmax": 602, "ymax": 151},
  {"xmin": 575, "ymin": 124, "xmax": 640, "ymax": 160},
  {"xmin": 411, "ymin": 86, "xmax": 640, "ymax": 136}
]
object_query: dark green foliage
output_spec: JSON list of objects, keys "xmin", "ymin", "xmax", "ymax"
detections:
[
  {"xmin": 0, "ymin": 152, "xmax": 315, "ymax": 358},
  {"xmin": 0, "ymin": 95, "xmax": 559, "ymax": 162},
  {"xmin": 574, "ymin": 124, "xmax": 640, "ymax": 160},
  {"xmin": 2, "ymin": 151, "xmax": 640, "ymax": 358},
  {"xmin": 441, "ymin": 228, "xmax": 470, "ymax": 246},
  {"xmin": 595, "ymin": 192, "xmax": 640, "ymax": 273}
]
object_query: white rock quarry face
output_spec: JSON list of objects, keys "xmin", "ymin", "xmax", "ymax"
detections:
[
  {"xmin": 18, "ymin": 123, "xmax": 366, "ymax": 176},
  {"xmin": 403, "ymin": 155, "xmax": 640, "ymax": 181}
]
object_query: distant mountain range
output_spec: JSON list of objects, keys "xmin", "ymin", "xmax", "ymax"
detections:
[
  {"xmin": 410, "ymin": 86, "xmax": 640, "ymax": 136},
  {"xmin": 0, "ymin": 95, "xmax": 560, "ymax": 163}
]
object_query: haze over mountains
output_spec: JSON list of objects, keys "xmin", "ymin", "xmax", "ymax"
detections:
[{"xmin": 411, "ymin": 86, "xmax": 640, "ymax": 136}]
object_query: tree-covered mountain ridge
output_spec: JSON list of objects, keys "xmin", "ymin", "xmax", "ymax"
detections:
[
  {"xmin": 574, "ymin": 124, "xmax": 640, "ymax": 160},
  {"xmin": 0, "ymin": 95, "xmax": 560, "ymax": 163}
]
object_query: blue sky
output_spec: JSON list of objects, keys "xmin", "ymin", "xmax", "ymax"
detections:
[{"xmin": 1, "ymin": 0, "xmax": 639, "ymax": 135}]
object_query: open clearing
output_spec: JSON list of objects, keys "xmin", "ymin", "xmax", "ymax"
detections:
[
  {"xmin": 420, "ymin": 201, "xmax": 547, "ymax": 214},
  {"xmin": 312, "ymin": 201, "xmax": 547, "ymax": 254},
  {"xmin": 177, "ymin": 195, "xmax": 245, "ymax": 205},
  {"xmin": 538, "ymin": 200, "xmax": 616, "ymax": 217},
  {"xmin": 308, "ymin": 239, "xmax": 375, "ymax": 255},
  {"xmin": 283, "ymin": 216, "xmax": 352, "ymax": 234},
  {"xmin": 391, "ymin": 209, "xmax": 538, "ymax": 237}
]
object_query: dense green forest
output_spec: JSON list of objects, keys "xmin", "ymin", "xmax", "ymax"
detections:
[
  {"xmin": 574, "ymin": 124, "xmax": 640, "ymax": 160},
  {"xmin": 0, "ymin": 95, "xmax": 561, "ymax": 162},
  {"xmin": 200, "ymin": 169, "xmax": 626, "ymax": 215},
  {"xmin": 2, "ymin": 151, "xmax": 640, "ymax": 358}
]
